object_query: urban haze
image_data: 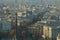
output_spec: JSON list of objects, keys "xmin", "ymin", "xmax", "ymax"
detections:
[{"xmin": 0, "ymin": 0, "xmax": 60, "ymax": 40}]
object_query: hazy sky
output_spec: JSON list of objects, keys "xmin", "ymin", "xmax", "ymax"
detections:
[{"xmin": 0, "ymin": 0, "xmax": 60, "ymax": 6}]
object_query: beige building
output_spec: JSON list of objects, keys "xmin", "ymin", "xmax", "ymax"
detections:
[
  {"xmin": 57, "ymin": 34, "xmax": 60, "ymax": 40},
  {"xmin": 17, "ymin": 12, "xmax": 22, "ymax": 17},
  {"xmin": 43, "ymin": 26, "xmax": 52, "ymax": 38},
  {"xmin": 42, "ymin": 24, "xmax": 60, "ymax": 40}
]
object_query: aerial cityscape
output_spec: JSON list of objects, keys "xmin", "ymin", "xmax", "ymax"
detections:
[{"xmin": 0, "ymin": 0, "xmax": 60, "ymax": 40}]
